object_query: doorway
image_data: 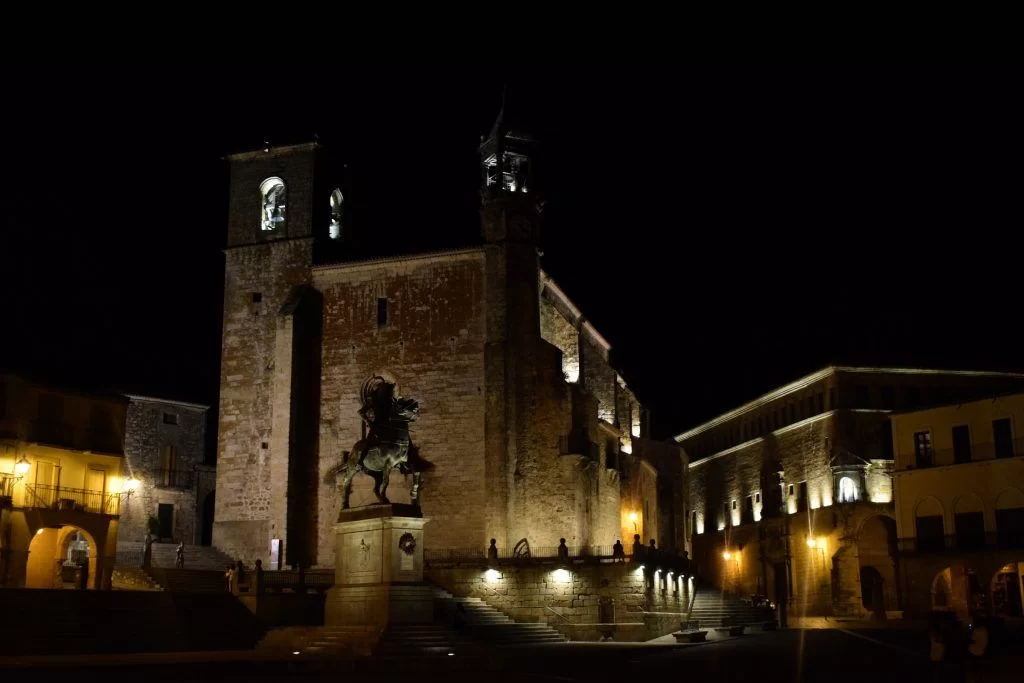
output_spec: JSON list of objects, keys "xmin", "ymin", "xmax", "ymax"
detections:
[
  {"xmin": 200, "ymin": 492, "xmax": 215, "ymax": 546},
  {"xmin": 158, "ymin": 503, "xmax": 174, "ymax": 540},
  {"xmin": 860, "ymin": 566, "xmax": 884, "ymax": 614}
]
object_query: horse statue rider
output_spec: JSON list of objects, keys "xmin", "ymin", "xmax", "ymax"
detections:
[{"xmin": 338, "ymin": 375, "xmax": 422, "ymax": 509}]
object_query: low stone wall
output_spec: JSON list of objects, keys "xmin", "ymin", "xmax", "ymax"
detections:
[{"xmin": 427, "ymin": 561, "xmax": 692, "ymax": 641}]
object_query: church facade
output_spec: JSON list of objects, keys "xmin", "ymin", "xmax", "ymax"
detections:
[{"xmin": 212, "ymin": 112, "xmax": 682, "ymax": 569}]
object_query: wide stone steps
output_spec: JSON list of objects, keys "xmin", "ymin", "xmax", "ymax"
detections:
[
  {"xmin": 434, "ymin": 589, "xmax": 566, "ymax": 645},
  {"xmin": 687, "ymin": 587, "xmax": 776, "ymax": 628},
  {"xmin": 116, "ymin": 542, "xmax": 236, "ymax": 571},
  {"xmin": 258, "ymin": 623, "xmax": 481, "ymax": 658},
  {"xmin": 143, "ymin": 568, "xmax": 227, "ymax": 593}
]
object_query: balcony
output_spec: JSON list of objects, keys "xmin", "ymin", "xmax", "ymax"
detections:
[
  {"xmin": 908, "ymin": 437, "xmax": 1024, "ymax": 470},
  {"xmin": 22, "ymin": 483, "xmax": 121, "ymax": 515},
  {"xmin": 155, "ymin": 468, "xmax": 193, "ymax": 489},
  {"xmin": 897, "ymin": 531, "xmax": 1024, "ymax": 555}
]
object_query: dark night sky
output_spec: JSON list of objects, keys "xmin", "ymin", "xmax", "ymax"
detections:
[{"xmin": 2, "ymin": 65, "xmax": 1021, "ymax": 440}]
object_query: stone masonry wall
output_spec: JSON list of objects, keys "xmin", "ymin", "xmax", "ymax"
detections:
[
  {"xmin": 213, "ymin": 238, "xmax": 313, "ymax": 562},
  {"xmin": 688, "ymin": 413, "xmax": 837, "ymax": 537},
  {"xmin": 427, "ymin": 562, "xmax": 691, "ymax": 641},
  {"xmin": 122, "ymin": 398, "xmax": 207, "ymax": 544},
  {"xmin": 313, "ymin": 250, "xmax": 487, "ymax": 565}
]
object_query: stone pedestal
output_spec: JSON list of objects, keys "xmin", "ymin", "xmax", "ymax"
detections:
[{"xmin": 325, "ymin": 503, "xmax": 432, "ymax": 645}]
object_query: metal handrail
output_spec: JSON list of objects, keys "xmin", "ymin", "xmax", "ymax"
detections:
[
  {"xmin": 22, "ymin": 483, "xmax": 120, "ymax": 515},
  {"xmin": 545, "ymin": 605, "xmax": 572, "ymax": 624}
]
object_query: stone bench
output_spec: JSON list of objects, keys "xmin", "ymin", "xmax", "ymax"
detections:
[
  {"xmin": 715, "ymin": 624, "xmax": 746, "ymax": 636},
  {"xmin": 672, "ymin": 630, "xmax": 708, "ymax": 643}
]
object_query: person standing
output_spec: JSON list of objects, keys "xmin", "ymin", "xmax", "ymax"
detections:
[{"xmin": 175, "ymin": 541, "xmax": 185, "ymax": 569}]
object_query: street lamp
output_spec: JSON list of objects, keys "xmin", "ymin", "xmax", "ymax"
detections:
[
  {"xmin": 14, "ymin": 455, "xmax": 30, "ymax": 477},
  {"xmin": 629, "ymin": 512, "xmax": 638, "ymax": 534}
]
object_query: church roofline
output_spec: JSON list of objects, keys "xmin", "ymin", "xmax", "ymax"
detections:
[
  {"xmin": 312, "ymin": 246, "xmax": 485, "ymax": 276},
  {"xmin": 673, "ymin": 366, "xmax": 1024, "ymax": 443},
  {"xmin": 223, "ymin": 141, "xmax": 320, "ymax": 163},
  {"xmin": 539, "ymin": 271, "xmax": 611, "ymax": 358},
  {"xmin": 124, "ymin": 394, "xmax": 210, "ymax": 411}
]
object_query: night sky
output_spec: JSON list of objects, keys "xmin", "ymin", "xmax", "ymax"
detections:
[{"xmin": 2, "ymin": 65, "xmax": 1021, "ymax": 441}]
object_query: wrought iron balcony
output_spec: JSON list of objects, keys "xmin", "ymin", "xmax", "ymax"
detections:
[
  {"xmin": 156, "ymin": 468, "xmax": 193, "ymax": 489},
  {"xmin": 906, "ymin": 438, "xmax": 1024, "ymax": 470},
  {"xmin": 22, "ymin": 483, "xmax": 121, "ymax": 515}
]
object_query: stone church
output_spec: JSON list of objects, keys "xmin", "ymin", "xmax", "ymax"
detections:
[{"xmin": 212, "ymin": 107, "xmax": 684, "ymax": 568}]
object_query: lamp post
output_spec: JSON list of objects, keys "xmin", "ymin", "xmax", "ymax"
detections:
[{"xmin": 629, "ymin": 512, "xmax": 638, "ymax": 535}]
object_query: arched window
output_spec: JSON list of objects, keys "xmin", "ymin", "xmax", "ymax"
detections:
[
  {"xmin": 260, "ymin": 177, "xmax": 286, "ymax": 231},
  {"xmin": 839, "ymin": 476, "xmax": 858, "ymax": 503},
  {"xmin": 329, "ymin": 188, "xmax": 344, "ymax": 240}
]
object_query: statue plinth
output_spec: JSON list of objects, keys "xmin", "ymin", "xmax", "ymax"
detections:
[{"xmin": 325, "ymin": 503, "xmax": 433, "ymax": 648}]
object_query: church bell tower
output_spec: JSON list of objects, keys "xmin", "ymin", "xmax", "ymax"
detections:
[{"xmin": 479, "ymin": 97, "xmax": 543, "ymax": 245}]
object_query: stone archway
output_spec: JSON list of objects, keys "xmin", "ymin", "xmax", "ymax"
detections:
[
  {"xmin": 26, "ymin": 525, "xmax": 100, "ymax": 589},
  {"xmin": 990, "ymin": 562, "xmax": 1023, "ymax": 618},
  {"xmin": 931, "ymin": 568, "xmax": 953, "ymax": 609}
]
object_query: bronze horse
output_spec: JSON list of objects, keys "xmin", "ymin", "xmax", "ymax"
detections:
[{"xmin": 337, "ymin": 376, "xmax": 422, "ymax": 509}]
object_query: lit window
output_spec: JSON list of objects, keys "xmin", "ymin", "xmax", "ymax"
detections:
[
  {"xmin": 260, "ymin": 177, "xmax": 286, "ymax": 231},
  {"xmin": 329, "ymin": 189, "xmax": 344, "ymax": 240},
  {"xmin": 838, "ymin": 476, "xmax": 857, "ymax": 503}
]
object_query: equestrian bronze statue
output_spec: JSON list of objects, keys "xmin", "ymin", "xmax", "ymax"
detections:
[{"xmin": 338, "ymin": 376, "xmax": 423, "ymax": 509}]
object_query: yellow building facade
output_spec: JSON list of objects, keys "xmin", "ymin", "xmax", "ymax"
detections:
[
  {"xmin": 892, "ymin": 394, "xmax": 1024, "ymax": 618},
  {"xmin": 0, "ymin": 375, "xmax": 128, "ymax": 590}
]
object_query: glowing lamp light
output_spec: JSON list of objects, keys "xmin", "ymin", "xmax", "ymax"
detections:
[
  {"xmin": 806, "ymin": 538, "xmax": 817, "ymax": 548},
  {"xmin": 14, "ymin": 455, "xmax": 30, "ymax": 477},
  {"xmin": 484, "ymin": 568, "xmax": 500, "ymax": 582},
  {"xmin": 552, "ymin": 568, "xmax": 571, "ymax": 583},
  {"xmin": 629, "ymin": 512, "xmax": 638, "ymax": 523},
  {"xmin": 722, "ymin": 551, "xmax": 731, "ymax": 561},
  {"xmin": 123, "ymin": 477, "xmax": 140, "ymax": 494}
]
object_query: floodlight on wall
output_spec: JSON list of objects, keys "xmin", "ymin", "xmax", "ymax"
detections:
[
  {"xmin": 123, "ymin": 477, "xmax": 140, "ymax": 494},
  {"xmin": 14, "ymin": 455, "xmax": 30, "ymax": 477}
]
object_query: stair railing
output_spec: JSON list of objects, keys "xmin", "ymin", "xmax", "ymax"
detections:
[{"xmin": 544, "ymin": 605, "xmax": 572, "ymax": 624}]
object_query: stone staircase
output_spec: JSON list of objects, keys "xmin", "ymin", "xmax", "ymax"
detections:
[
  {"xmin": 687, "ymin": 584, "xmax": 776, "ymax": 629},
  {"xmin": 144, "ymin": 567, "xmax": 228, "ymax": 593},
  {"xmin": 433, "ymin": 589, "xmax": 567, "ymax": 646},
  {"xmin": 115, "ymin": 543, "xmax": 236, "ymax": 593},
  {"xmin": 257, "ymin": 623, "xmax": 479, "ymax": 658}
]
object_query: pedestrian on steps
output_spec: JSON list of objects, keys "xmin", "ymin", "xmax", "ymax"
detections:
[{"xmin": 175, "ymin": 541, "xmax": 185, "ymax": 569}]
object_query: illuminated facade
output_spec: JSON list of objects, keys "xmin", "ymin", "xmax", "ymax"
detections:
[
  {"xmin": 677, "ymin": 366, "xmax": 1024, "ymax": 619},
  {"xmin": 119, "ymin": 396, "xmax": 214, "ymax": 546},
  {"xmin": 0, "ymin": 374, "xmax": 127, "ymax": 590},
  {"xmin": 212, "ymin": 105, "xmax": 684, "ymax": 568},
  {"xmin": 891, "ymin": 394, "xmax": 1024, "ymax": 619}
]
